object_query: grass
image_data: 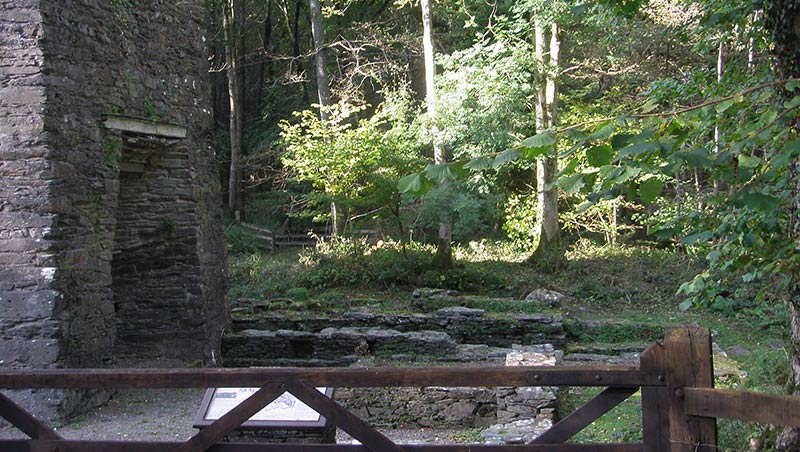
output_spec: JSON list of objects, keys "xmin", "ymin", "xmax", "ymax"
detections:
[
  {"xmin": 228, "ymin": 238, "xmax": 701, "ymax": 313},
  {"xmin": 559, "ymin": 388, "xmax": 642, "ymax": 444},
  {"xmin": 450, "ymin": 428, "xmax": 484, "ymax": 443},
  {"xmin": 226, "ymin": 237, "xmax": 791, "ymax": 449}
]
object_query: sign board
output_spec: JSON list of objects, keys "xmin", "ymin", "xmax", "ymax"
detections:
[{"xmin": 193, "ymin": 387, "xmax": 334, "ymax": 429}]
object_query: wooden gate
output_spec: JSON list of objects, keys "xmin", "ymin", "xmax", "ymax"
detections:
[{"xmin": 1, "ymin": 327, "xmax": 800, "ymax": 451}]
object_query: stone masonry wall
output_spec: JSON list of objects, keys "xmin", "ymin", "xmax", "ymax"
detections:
[
  {"xmin": 0, "ymin": 0, "xmax": 228, "ymax": 418},
  {"xmin": 0, "ymin": 0, "xmax": 65, "ymax": 418}
]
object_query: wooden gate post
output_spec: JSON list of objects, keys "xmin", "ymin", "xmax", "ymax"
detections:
[
  {"xmin": 664, "ymin": 327, "xmax": 717, "ymax": 452},
  {"xmin": 640, "ymin": 342, "xmax": 669, "ymax": 452}
]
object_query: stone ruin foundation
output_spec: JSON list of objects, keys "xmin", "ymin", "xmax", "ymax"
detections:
[{"xmin": 0, "ymin": 1, "xmax": 228, "ymax": 419}]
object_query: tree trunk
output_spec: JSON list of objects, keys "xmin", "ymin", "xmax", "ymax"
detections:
[
  {"xmin": 765, "ymin": 0, "xmax": 800, "ymax": 448},
  {"xmin": 713, "ymin": 39, "xmax": 724, "ymax": 196},
  {"xmin": 529, "ymin": 19, "xmax": 562, "ymax": 265},
  {"xmin": 309, "ymin": 0, "xmax": 330, "ymax": 121},
  {"xmin": 308, "ymin": 0, "xmax": 342, "ymax": 234},
  {"xmin": 224, "ymin": 0, "xmax": 242, "ymax": 216},
  {"xmin": 421, "ymin": 0, "xmax": 452, "ymax": 269},
  {"xmin": 255, "ymin": 1, "xmax": 270, "ymax": 117}
]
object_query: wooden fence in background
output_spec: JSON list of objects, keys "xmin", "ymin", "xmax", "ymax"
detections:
[{"xmin": 1, "ymin": 327, "xmax": 800, "ymax": 451}]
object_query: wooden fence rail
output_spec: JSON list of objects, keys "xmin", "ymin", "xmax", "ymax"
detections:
[{"xmin": 1, "ymin": 327, "xmax": 800, "ymax": 452}]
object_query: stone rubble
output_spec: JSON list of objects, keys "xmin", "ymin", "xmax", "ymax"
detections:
[{"xmin": 524, "ymin": 289, "xmax": 565, "ymax": 308}]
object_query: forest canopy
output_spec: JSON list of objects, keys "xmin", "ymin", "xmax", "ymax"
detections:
[{"xmin": 211, "ymin": 0, "xmax": 791, "ymax": 280}]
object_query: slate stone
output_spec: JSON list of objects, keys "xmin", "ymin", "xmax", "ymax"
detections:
[
  {"xmin": 435, "ymin": 306, "xmax": 486, "ymax": 319},
  {"xmin": 525, "ymin": 289, "xmax": 564, "ymax": 307}
]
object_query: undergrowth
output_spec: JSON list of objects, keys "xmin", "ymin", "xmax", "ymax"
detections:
[
  {"xmin": 296, "ymin": 236, "xmax": 505, "ymax": 292},
  {"xmin": 228, "ymin": 237, "xmax": 705, "ymax": 312}
]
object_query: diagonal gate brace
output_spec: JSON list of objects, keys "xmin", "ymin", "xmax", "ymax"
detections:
[
  {"xmin": 285, "ymin": 381, "xmax": 406, "ymax": 452},
  {"xmin": 173, "ymin": 383, "xmax": 286, "ymax": 452},
  {"xmin": 533, "ymin": 386, "xmax": 639, "ymax": 444},
  {"xmin": 0, "ymin": 391, "xmax": 62, "ymax": 440}
]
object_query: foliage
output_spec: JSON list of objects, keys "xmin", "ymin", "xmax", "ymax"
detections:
[
  {"xmin": 295, "ymin": 236, "xmax": 503, "ymax": 291},
  {"xmin": 415, "ymin": 183, "xmax": 503, "ymax": 242},
  {"xmin": 285, "ymin": 286, "xmax": 309, "ymax": 302},
  {"xmin": 280, "ymin": 93, "xmax": 424, "ymax": 229},
  {"xmin": 227, "ymin": 250, "xmax": 302, "ymax": 300},
  {"xmin": 564, "ymin": 320, "xmax": 663, "ymax": 345},
  {"xmin": 561, "ymin": 197, "xmax": 641, "ymax": 244},
  {"xmin": 435, "ymin": 41, "xmax": 537, "ymax": 162},
  {"xmin": 406, "ymin": 26, "xmax": 797, "ymax": 312},
  {"xmin": 573, "ymin": 79, "xmax": 800, "ymax": 311},
  {"xmin": 224, "ymin": 222, "xmax": 272, "ymax": 255},
  {"xmin": 297, "ymin": 236, "xmax": 434, "ymax": 289},
  {"xmin": 559, "ymin": 388, "xmax": 643, "ymax": 443},
  {"xmin": 503, "ymin": 192, "xmax": 539, "ymax": 249}
]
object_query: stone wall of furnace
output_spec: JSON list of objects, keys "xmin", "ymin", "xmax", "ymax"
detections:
[
  {"xmin": 0, "ymin": 0, "xmax": 64, "ymax": 418},
  {"xmin": 0, "ymin": 0, "xmax": 228, "ymax": 418}
]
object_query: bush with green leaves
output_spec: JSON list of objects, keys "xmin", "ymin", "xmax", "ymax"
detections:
[
  {"xmin": 280, "ymin": 93, "xmax": 424, "ymax": 231},
  {"xmin": 297, "ymin": 236, "xmax": 433, "ymax": 289},
  {"xmin": 502, "ymin": 192, "xmax": 539, "ymax": 249},
  {"xmin": 296, "ymin": 236, "xmax": 501, "ymax": 291},
  {"xmin": 227, "ymin": 252, "xmax": 300, "ymax": 300},
  {"xmin": 414, "ymin": 183, "xmax": 502, "ymax": 242}
]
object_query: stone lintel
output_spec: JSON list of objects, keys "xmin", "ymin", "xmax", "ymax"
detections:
[{"xmin": 103, "ymin": 116, "xmax": 187, "ymax": 139}]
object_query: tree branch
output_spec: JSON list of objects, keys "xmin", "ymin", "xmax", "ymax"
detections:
[{"xmin": 560, "ymin": 78, "xmax": 799, "ymax": 133}]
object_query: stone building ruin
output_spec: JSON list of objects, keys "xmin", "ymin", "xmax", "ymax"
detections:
[{"xmin": 0, "ymin": 1, "xmax": 228, "ymax": 418}]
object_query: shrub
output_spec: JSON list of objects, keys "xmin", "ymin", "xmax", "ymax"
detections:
[
  {"xmin": 227, "ymin": 251, "xmax": 300, "ymax": 300},
  {"xmin": 225, "ymin": 223, "xmax": 272, "ymax": 255},
  {"xmin": 298, "ymin": 237, "xmax": 433, "ymax": 289},
  {"xmin": 503, "ymin": 192, "xmax": 538, "ymax": 248}
]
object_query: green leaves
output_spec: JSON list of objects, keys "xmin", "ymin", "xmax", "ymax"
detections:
[
  {"xmin": 424, "ymin": 163, "xmax": 465, "ymax": 183},
  {"xmin": 715, "ymin": 99, "xmax": 735, "ymax": 113},
  {"xmin": 558, "ymin": 173, "xmax": 585, "ymax": 195},
  {"xmin": 737, "ymin": 192, "xmax": 783, "ymax": 212},
  {"xmin": 519, "ymin": 130, "xmax": 556, "ymax": 159},
  {"xmin": 397, "ymin": 173, "xmax": 432, "ymax": 195},
  {"xmin": 589, "ymin": 122, "xmax": 615, "ymax": 140},
  {"xmin": 520, "ymin": 129, "xmax": 556, "ymax": 149},
  {"xmin": 586, "ymin": 145, "xmax": 613, "ymax": 167},
  {"xmin": 399, "ymin": 162, "xmax": 468, "ymax": 195},
  {"xmin": 638, "ymin": 178, "xmax": 664, "ymax": 204},
  {"xmin": 493, "ymin": 149, "xmax": 522, "ymax": 168},
  {"xmin": 737, "ymin": 154, "xmax": 762, "ymax": 169},
  {"xmin": 464, "ymin": 156, "xmax": 493, "ymax": 170}
]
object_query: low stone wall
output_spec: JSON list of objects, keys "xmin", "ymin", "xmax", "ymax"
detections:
[
  {"xmin": 223, "ymin": 306, "xmax": 564, "ymax": 430},
  {"xmin": 230, "ymin": 307, "xmax": 564, "ymax": 348},
  {"xmin": 333, "ymin": 345, "xmax": 561, "ymax": 429},
  {"xmin": 337, "ymin": 386, "xmax": 497, "ymax": 428},
  {"xmin": 223, "ymin": 327, "xmax": 457, "ymax": 367},
  {"xmin": 497, "ymin": 345, "xmax": 560, "ymax": 424}
]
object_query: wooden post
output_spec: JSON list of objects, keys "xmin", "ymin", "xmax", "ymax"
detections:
[
  {"xmin": 640, "ymin": 343, "xmax": 669, "ymax": 452},
  {"xmin": 664, "ymin": 327, "xmax": 717, "ymax": 452}
]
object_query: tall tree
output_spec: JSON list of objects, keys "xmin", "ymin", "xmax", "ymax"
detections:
[
  {"xmin": 529, "ymin": 11, "xmax": 562, "ymax": 263},
  {"xmin": 308, "ymin": 0, "xmax": 345, "ymax": 234},
  {"xmin": 422, "ymin": 0, "xmax": 453, "ymax": 269},
  {"xmin": 309, "ymin": 0, "xmax": 331, "ymax": 121},
  {"xmin": 765, "ymin": 1, "xmax": 800, "ymax": 448},
  {"xmin": 223, "ymin": 0, "xmax": 243, "ymax": 216}
]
